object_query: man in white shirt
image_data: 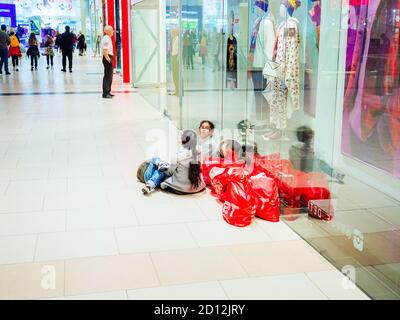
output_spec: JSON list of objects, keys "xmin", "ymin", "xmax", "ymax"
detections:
[{"xmin": 101, "ymin": 25, "xmax": 114, "ymax": 99}]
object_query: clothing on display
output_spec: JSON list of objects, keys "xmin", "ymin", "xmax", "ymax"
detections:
[
  {"xmin": 267, "ymin": 1, "xmax": 301, "ymax": 131},
  {"xmin": 226, "ymin": 34, "xmax": 238, "ymax": 88},
  {"xmin": 248, "ymin": 0, "xmax": 277, "ymax": 126}
]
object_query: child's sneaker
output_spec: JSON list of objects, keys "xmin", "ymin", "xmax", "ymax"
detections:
[{"xmin": 141, "ymin": 185, "xmax": 152, "ymax": 195}]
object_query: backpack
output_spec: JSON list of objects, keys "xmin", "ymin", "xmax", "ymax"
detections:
[
  {"xmin": 136, "ymin": 161, "xmax": 150, "ymax": 183},
  {"xmin": 9, "ymin": 35, "xmax": 19, "ymax": 47}
]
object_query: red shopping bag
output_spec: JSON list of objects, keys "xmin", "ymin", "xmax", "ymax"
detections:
[
  {"xmin": 202, "ymin": 157, "xmax": 245, "ymax": 186},
  {"xmin": 249, "ymin": 172, "xmax": 280, "ymax": 222},
  {"xmin": 220, "ymin": 168, "xmax": 256, "ymax": 227},
  {"xmin": 252, "ymin": 153, "xmax": 293, "ymax": 179},
  {"xmin": 277, "ymin": 169, "xmax": 330, "ymax": 208}
]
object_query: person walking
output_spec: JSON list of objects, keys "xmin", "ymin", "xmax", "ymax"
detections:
[
  {"xmin": 77, "ymin": 32, "xmax": 85, "ymax": 56},
  {"xmin": 26, "ymin": 32, "xmax": 40, "ymax": 71},
  {"xmin": 44, "ymin": 35, "xmax": 55, "ymax": 69},
  {"xmin": 8, "ymin": 28, "xmax": 22, "ymax": 72},
  {"xmin": 59, "ymin": 25, "xmax": 75, "ymax": 73},
  {"xmin": 54, "ymin": 31, "xmax": 61, "ymax": 53},
  {"xmin": 94, "ymin": 34, "xmax": 101, "ymax": 57},
  {"xmin": 199, "ymin": 31, "xmax": 208, "ymax": 69},
  {"xmin": 101, "ymin": 25, "xmax": 114, "ymax": 99},
  {"xmin": 0, "ymin": 24, "xmax": 11, "ymax": 75}
]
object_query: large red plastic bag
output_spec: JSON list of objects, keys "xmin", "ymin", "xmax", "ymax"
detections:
[
  {"xmin": 252, "ymin": 153, "xmax": 293, "ymax": 179},
  {"xmin": 209, "ymin": 166, "xmax": 229, "ymax": 200},
  {"xmin": 201, "ymin": 157, "xmax": 245, "ymax": 186},
  {"xmin": 249, "ymin": 172, "xmax": 280, "ymax": 222},
  {"xmin": 277, "ymin": 169, "xmax": 330, "ymax": 208},
  {"xmin": 220, "ymin": 168, "xmax": 256, "ymax": 227}
]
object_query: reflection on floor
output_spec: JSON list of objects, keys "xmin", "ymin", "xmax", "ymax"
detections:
[{"xmin": 283, "ymin": 174, "xmax": 400, "ymax": 299}]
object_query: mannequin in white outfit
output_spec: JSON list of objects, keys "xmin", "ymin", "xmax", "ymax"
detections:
[
  {"xmin": 249, "ymin": 0, "xmax": 277, "ymax": 131},
  {"xmin": 263, "ymin": 0, "xmax": 301, "ymax": 140}
]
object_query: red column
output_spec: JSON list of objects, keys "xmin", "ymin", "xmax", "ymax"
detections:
[
  {"xmin": 121, "ymin": 0, "xmax": 131, "ymax": 83},
  {"xmin": 106, "ymin": 0, "xmax": 116, "ymax": 68}
]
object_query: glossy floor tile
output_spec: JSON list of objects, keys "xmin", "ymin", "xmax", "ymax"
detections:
[
  {"xmin": 220, "ymin": 273, "xmax": 328, "ymax": 300},
  {"xmin": 151, "ymin": 247, "xmax": 247, "ymax": 286},
  {"xmin": 0, "ymin": 261, "xmax": 65, "ymax": 300},
  {"xmin": 127, "ymin": 282, "xmax": 228, "ymax": 300},
  {"xmin": 35, "ymin": 229, "xmax": 118, "ymax": 261},
  {"xmin": 65, "ymin": 253, "xmax": 159, "ymax": 296}
]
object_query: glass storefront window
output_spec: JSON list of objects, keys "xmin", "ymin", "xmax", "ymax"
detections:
[{"xmin": 163, "ymin": 0, "xmax": 400, "ymax": 300}]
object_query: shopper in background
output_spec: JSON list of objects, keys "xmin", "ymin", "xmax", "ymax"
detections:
[
  {"xmin": 59, "ymin": 25, "xmax": 75, "ymax": 73},
  {"xmin": 197, "ymin": 120, "xmax": 219, "ymax": 160},
  {"xmin": 77, "ymin": 31, "xmax": 85, "ymax": 56},
  {"xmin": 54, "ymin": 31, "xmax": 61, "ymax": 53},
  {"xmin": 26, "ymin": 32, "xmax": 40, "ymax": 71},
  {"xmin": 199, "ymin": 31, "xmax": 208, "ymax": 69},
  {"xmin": 101, "ymin": 25, "xmax": 114, "ymax": 99},
  {"xmin": 0, "ymin": 24, "xmax": 11, "ymax": 75},
  {"xmin": 289, "ymin": 126, "xmax": 345, "ymax": 184},
  {"xmin": 44, "ymin": 34, "xmax": 55, "ymax": 69},
  {"xmin": 94, "ymin": 34, "xmax": 101, "ymax": 57},
  {"xmin": 8, "ymin": 27, "xmax": 22, "ymax": 72}
]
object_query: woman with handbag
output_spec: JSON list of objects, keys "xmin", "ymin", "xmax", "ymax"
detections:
[
  {"xmin": 26, "ymin": 32, "xmax": 40, "ymax": 71},
  {"xmin": 44, "ymin": 35, "xmax": 55, "ymax": 69},
  {"xmin": 8, "ymin": 28, "xmax": 22, "ymax": 72}
]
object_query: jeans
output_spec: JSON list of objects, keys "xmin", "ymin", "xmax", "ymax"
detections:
[
  {"xmin": 30, "ymin": 55, "xmax": 38, "ymax": 68},
  {"xmin": 0, "ymin": 47, "xmax": 9, "ymax": 73},
  {"xmin": 46, "ymin": 55, "xmax": 54, "ymax": 66},
  {"xmin": 11, "ymin": 55, "xmax": 19, "ymax": 67},
  {"xmin": 144, "ymin": 157, "xmax": 166, "ymax": 189}
]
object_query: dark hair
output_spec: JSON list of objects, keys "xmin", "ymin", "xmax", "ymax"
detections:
[
  {"xmin": 296, "ymin": 126, "xmax": 314, "ymax": 143},
  {"xmin": 199, "ymin": 120, "xmax": 215, "ymax": 131},
  {"xmin": 181, "ymin": 130, "xmax": 202, "ymax": 189},
  {"xmin": 1, "ymin": 25, "xmax": 6, "ymax": 31},
  {"xmin": 65, "ymin": 25, "xmax": 70, "ymax": 32},
  {"xmin": 28, "ymin": 33, "xmax": 37, "ymax": 45}
]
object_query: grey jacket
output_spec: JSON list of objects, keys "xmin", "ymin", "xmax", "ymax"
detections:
[
  {"xmin": 0, "ymin": 31, "xmax": 10, "ymax": 50},
  {"xmin": 161, "ymin": 148, "xmax": 206, "ymax": 194}
]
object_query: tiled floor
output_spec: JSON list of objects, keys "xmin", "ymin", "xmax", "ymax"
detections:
[{"xmin": 0, "ymin": 55, "xmax": 383, "ymax": 300}]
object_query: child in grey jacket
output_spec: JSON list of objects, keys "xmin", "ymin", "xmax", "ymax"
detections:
[
  {"xmin": 160, "ymin": 129, "xmax": 206, "ymax": 195},
  {"xmin": 141, "ymin": 130, "xmax": 205, "ymax": 195}
]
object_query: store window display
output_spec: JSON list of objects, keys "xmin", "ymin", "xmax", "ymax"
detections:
[
  {"xmin": 263, "ymin": 0, "xmax": 301, "ymax": 140},
  {"xmin": 248, "ymin": 0, "xmax": 277, "ymax": 128},
  {"xmin": 226, "ymin": 10, "xmax": 238, "ymax": 88}
]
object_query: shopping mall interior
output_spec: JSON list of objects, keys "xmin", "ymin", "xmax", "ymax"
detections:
[{"xmin": 0, "ymin": 0, "xmax": 399, "ymax": 301}]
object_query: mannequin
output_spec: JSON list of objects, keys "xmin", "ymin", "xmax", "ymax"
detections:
[
  {"xmin": 227, "ymin": 11, "xmax": 238, "ymax": 88},
  {"xmin": 227, "ymin": 32, "xmax": 238, "ymax": 88},
  {"xmin": 264, "ymin": 0, "xmax": 301, "ymax": 140},
  {"xmin": 248, "ymin": 0, "xmax": 276, "ymax": 128}
]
